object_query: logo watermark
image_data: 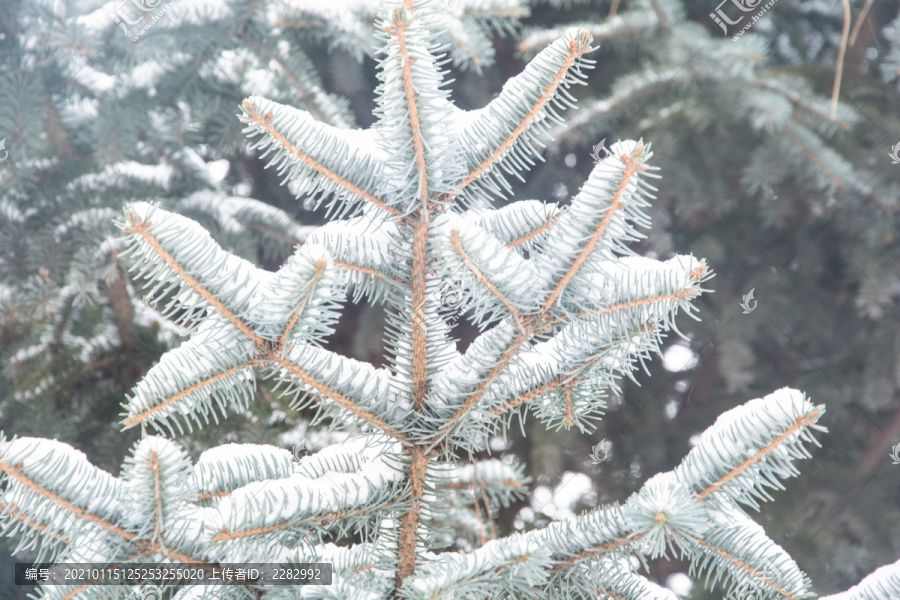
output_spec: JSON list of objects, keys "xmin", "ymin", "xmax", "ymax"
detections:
[
  {"xmin": 440, "ymin": 278, "xmax": 473, "ymax": 327},
  {"xmin": 725, "ymin": 558, "xmax": 779, "ymax": 600},
  {"xmin": 127, "ymin": 583, "xmax": 164, "ymax": 600},
  {"xmin": 589, "ymin": 439, "xmax": 611, "ymax": 464},
  {"xmin": 889, "ymin": 141, "xmax": 900, "ymax": 165},
  {"xmin": 591, "ymin": 138, "xmax": 608, "ymax": 163},
  {"xmin": 110, "ymin": 0, "xmax": 181, "ymax": 42},
  {"xmin": 141, "ymin": 293, "xmax": 191, "ymax": 337},
  {"xmin": 0, "ymin": 138, "xmax": 8, "ymax": 163},
  {"xmin": 292, "ymin": 444, "xmax": 308, "ymax": 463},
  {"xmin": 440, "ymin": 0, "xmax": 457, "ymax": 11},
  {"xmin": 709, "ymin": 0, "xmax": 780, "ymax": 40},
  {"xmin": 889, "ymin": 443, "xmax": 900, "ymax": 465},
  {"xmin": 739, "ymin": 288, "xmax": 757, "ymax": 314}
]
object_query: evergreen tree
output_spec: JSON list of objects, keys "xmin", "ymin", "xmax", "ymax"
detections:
[
  {"xmin": 0, "ymin": 2, "xmax": 898, "ymax": 599},
  {"xmin": 0, "ymin": 0, "xmax": 524, "ymax": 468},
  {"xmin": 508, "ymin": 0, "xmax": 900, "ymax": 593},
  {"xmin": 0, "ymin": 1, "xmax": 523, "ymax": 594}
]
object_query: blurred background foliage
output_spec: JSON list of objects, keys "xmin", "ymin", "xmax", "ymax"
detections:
[{"xmin": 0, "ymin": 0, "xmax": 898, "ymax": 598}]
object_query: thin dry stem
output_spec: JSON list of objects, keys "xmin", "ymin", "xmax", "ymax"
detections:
[{"xmin": 831, "ymin": 0, "xmax": 851, "ymax": 120}]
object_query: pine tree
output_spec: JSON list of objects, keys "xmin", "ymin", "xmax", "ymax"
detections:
[
  {"xmin": 0, "ymin": 0, "xmax": 524, "ymax": 470},
  {"xmin": 1, "ymin": 2, "xmax": 898, "ymax": 599},
  {"xmin": 0, "ymin": 1, "xmax": 524, "ymax": 594},
  {"xmin": 511, "ymin": 0, "xmax": 900, "ymax": 593}
]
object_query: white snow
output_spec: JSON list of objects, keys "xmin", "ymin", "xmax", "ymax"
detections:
[
  {"xmin": 531, "ymin": 471, "xmax": 593, "ymax": 520},
  {"xmin": 665, "ymin": 572, "xmax": 693, "ymax": 597},
  {"xmin": 662, "ymin": 343, "xmax": 696, "ymax": 372}
]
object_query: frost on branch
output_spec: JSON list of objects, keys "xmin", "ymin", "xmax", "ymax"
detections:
[{"xmin": 0, "ymin": 2, "xmax": 892, "ymax": 600}]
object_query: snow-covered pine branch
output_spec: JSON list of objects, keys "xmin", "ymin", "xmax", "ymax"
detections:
[
  {"xmin": 1, "ymin": 2, "xmax": 896, "ymax": 600},
  {"xmin": 0, "ymin": 0, "xmax": 526, "ymax": 419},
  {"xmin": 522, "ymin": 0, "xmax": 859, "ymax": 197}
]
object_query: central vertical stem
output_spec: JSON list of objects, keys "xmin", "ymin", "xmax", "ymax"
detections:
[
  {"xmin": 395, "ymin": 445, "xmax": 428, "ymax": 588},
  {"xmin": 410, "ymin": 213, "xmax": 430, "ymax": 411},
  {"xmin": 391, "ymin": 4, "xmax": 433, "ymax": 591},
  {"xmin": 395, "ymin": 204, "xmax": 432, "ymax": 594}
]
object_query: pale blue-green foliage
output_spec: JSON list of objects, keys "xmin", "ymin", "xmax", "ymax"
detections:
[
  {"xmin": 522, "ymin": 0, "xmax": 859, "ymax": 198},
  {"xmin": 176, "ymin": 192, "xmax": 320, "ymax": 264},
  {"xmin": 818, "ymin": 559, "xmax": 900, "ymax": 600},
  {"xmin": 0, "ymin": 433, "xmax": 408, "ymax": 599},
  {"xmin": 451, "ymin": 36, "xmax": 594, "ymax": 205},
  {"xmin": 398, "ymin": 390, "xmax": 829, "ymax": 600},
  {"xmin": 193, "ymin": 443, "xmax": 295, "ymax": 501},
  {"xmin": 0, "ymin": 0, "xmax": 527, "ymax": 410},
  {"xmin": 304, "ymin": 211, "xmax": 403, "ymax": 304},
  {"xmin": 675, "ymin": 391, "xmax": 826, "ymax": 512},
  {"xmin": 882, "ymin": 15, "xmax": 900, "ymax": 85},
  {"xmin": 467, "ymin": 200, "xmax": 561, "ymax": 253},
  {"xmin": 278, "ymin": 0, "xmax": 527, "ymax": 71},
  {"xmin": 2, "ymin": 1, "xmax": 897, "ymax": 600}
]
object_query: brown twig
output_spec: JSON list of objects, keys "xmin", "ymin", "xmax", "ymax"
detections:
[
  {"xmin": 849, "ymin": 0, "xmax": 875, "ymax": 46},
  {"xmin": 831, "ymin": 0, "xmax": 851, "ymax": 120},
  {"xmin": 609, "ymin": 0, "xmax": 621, "ymax": 18}
]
